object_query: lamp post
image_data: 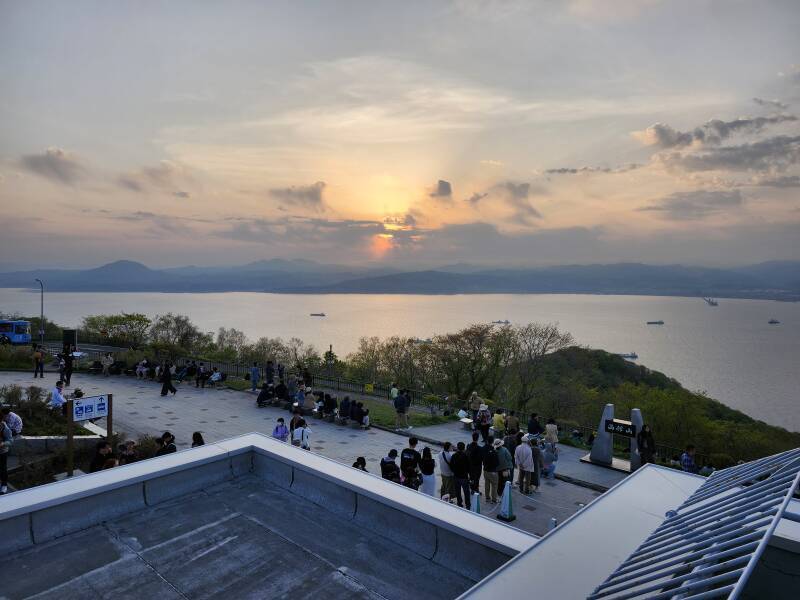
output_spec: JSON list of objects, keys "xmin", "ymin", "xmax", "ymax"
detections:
[{"xmin": 34, "ymin": 278, "xmax": 44, "ymax": 346}]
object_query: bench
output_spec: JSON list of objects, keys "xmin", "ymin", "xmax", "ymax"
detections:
[{"xmin": 460, "ymin": 418, "xmax": 474, "ymax": 431}]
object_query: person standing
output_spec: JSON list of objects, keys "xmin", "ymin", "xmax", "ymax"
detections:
[
  {"xmin": 102, "ymin": 353, "xmax": 113, "ymax": 377},
  {"xmin": 394, "ymin": 389, "xmax": 408, "ymax": 430},
  {"xmin": 530, "ymin": 438, "xmax": 545, "ymax": 493},
  {"xmin": 450, "ymin": 442, "xmax": 471, "ymax": 509},
  {"xmin": 505, "ymin": 410, "xmax": 520, "ymax": 435},
  {"xmin": 380, "ymin": 449, "xmax": 401, "ymax": 482},
  {"xmin": 527, "ymin": 413, "xmax": 544, "ymax": 436},
  {"xmin": 492, "ymin": 409, "xmax": 505, "ymax": 438},
  {"xmin": 637, "ymin": 424, "xmax": 656, "ymax": 464},
  {"xmin": 466, "ymin": 432, "xmax": 483, "ymax": 494},
  {"xmin": 495, "ymin": 438, "xmax": 513, "ymax": 493},
  {"xmin": 483, "ymin": 438, "xmax": 500, "ymax": 503},
  {"xmin": 681, "ymin": 445, "xmax": 699, "ymax": 473},
  {"xmin": 265, "ymin": 360, "xmax": 275, "ymax": 384},
  {"xmin": 292, "ymin": 419, "xmax": 311, "ymax": 449},
  {"xmin": 62, "ymin": 349, "xmax": 74, "ymax": 386},
  {"xmin": 160, "ymin": 361, "xmax": 177, "ymax": 396},
  {"xmin": 420, "ymin": 447, "xmax": 436, "ymax": 497},
  {"xmin": 272, "ymin": 417, "xmax": 290, "ymax": 442},
  {"xmin": 469, "ymin": 392, "xmax": 481, "ymax": 422},
  {"xmin": 476, "ymin": 404, "xmax": 492, "ymax": 442},
  {"xmin": 514, "ymin": 434, "xmax": 534, "ymax": 494},
  {"xmin": 438, "ymin": 441, "xmax": 454, "ymax": 499},
  {"xmin": 0, "ymin": 418, "xmax": 13, "ymax": 494},
  {"xmin": 250, "ymin": 362, "xmax": 260, "ymax": 392},
  {"xmin": 400, "ymin": 437, "xmax": 422, "ymax": 490},
  {"xmin": 545, "ymin": 418, "xmax": 559, "ymax": 445},
  {"xmin": 32, "ymin": 344, "xmax": 45, "ymax": 379},
  {"xmin": 195, "ymin": 363, "xmax": 208, "ymax": 388},
  {"xmin": 48, "ymin": 380, "xmax": 67, "ymax": 413}
]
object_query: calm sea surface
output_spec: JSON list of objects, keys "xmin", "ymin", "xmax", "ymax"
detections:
[{"xmin": 1, "ymin": 289, "xmax": 798, "ymax": 431}]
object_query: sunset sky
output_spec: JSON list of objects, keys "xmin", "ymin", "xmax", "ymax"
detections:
[{"xmin": 1, "ymin": 0, "xmax": 799, "ymax": 268}]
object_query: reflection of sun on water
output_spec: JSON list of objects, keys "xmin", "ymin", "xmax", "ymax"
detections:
[{"xmin": 371, "ymin": 233, "xmax": 394, "ymax": 258}]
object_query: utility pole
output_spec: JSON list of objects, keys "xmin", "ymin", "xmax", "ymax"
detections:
[{"xmin": 34, "ymin": 278, "xmax": 44, "ymax": 345}]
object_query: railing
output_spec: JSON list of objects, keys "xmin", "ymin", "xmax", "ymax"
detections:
[{"xmin": 43, "ymin": 344, "xmax": 708, "ymax": 466}]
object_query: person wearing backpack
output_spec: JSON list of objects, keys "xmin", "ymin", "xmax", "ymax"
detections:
[
  {"xmin": 476, "ymin": 404, "xmax": 492, "ymax": 442},
  {"xmin": 380, "ymin": 449, "xmax": 401, "ymax": 483},
  {"xmin": 483, "ymin": 439, "xmax": 501, "ymax": 503},
  {"xmin": 400, "ymin": 437, "xmax": 422, "ymax": 490},
  {"xmin": 496, "ymin": 438, "xmax": 514, "ymax": 493}
]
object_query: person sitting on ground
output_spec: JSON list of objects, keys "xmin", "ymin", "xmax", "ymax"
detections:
[
  {"xmin": 302, "ymin": 388, "xmax": 316, "ymax": 413},
  {"xmin": 1, "ymin": 407, "xmax": 23, "ymax": 437},
  {"xmin": 256, "ymin": 382, "xmax": 274, "ymax": 407},
  {"xmin": 292, "ymin": 419, "xmax": 311, "ymax": 450},
  {"xmin": 274, "ymin": 378, "xmax": 288, "ymax": 401},
  {"xmin": 338, "ymin": 396, "xmax": 351, "ymax": 421},
  {"xmin": 90, "ymin": 441, "xmax": 114, "ymax": 472},
  {"xmin": 380, "ymin": 449, "xmax": 401, "ymax": 483},
  {"xmin": 48, "ymin": 380, "xmax": 67, "ymax": 413},
  {"xmin": 361, "ymin": 408, "xmax": 370, "ymax": 429},
  {"xmin": 207, "ymin": 367, "xmax": 223, "ymax": 388},
  {"xmin": 136, "ymin": 359, "xmax": 148, "ymax": 379},
  {"xmin": 102, "ymin": 457, "xmax": 119, "ymax": 470},
  {"xmin": 120, "ymin": 440, "xmax": 138, "ymax": 464},
  {"xmin": 323, "ymin": 393, "xmax": 337, "ymax": 416},
  {"xmin": 155, "ymin": 431, "xmax": 177, "ymax": 456},
  {"xmin": 352, "ymin": 456, "xmax": 368, "ymax": 471},
  {"xmin": 272, "ymin": 417, "xmax": 290, "ymax": 442},
  {"xmin": 400, "ymin": 437, "xmax": 422, "ymax": 489},
  {"xmin": 350, "ymin": 400, "xmax": 363, "ymax": 423},
  {"xmin": 192, "ymin": 432, "xmax": 205, "ymax": 447}
]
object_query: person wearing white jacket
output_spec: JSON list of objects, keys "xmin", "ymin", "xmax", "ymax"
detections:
[{"xmin": 292, "ymin": 419, "xmax": 312, "ymax": 450}]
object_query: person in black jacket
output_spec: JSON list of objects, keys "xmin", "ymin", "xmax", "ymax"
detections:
[
  {"xmin": 449, "ymin": 442, "xmax": 472, "ymax": 509},
  {"xmin": 274, "ymin": 379, "xmax": 288, "ymax": 401},
  {"xmin": 637, "ymin": 424, "xmax": 656, "ymax": 464},
  {"xmin": 400, "ymin": 437, "xmax": 422, "ymax": 489},
  {"xmin": 160, "ymin": 361, "xmax": 177, "ymax": 396},
  {"xmin": 380, "ymin": 449, "xmax": 401, "ymax": 482},
  {"xmin": 339, "ymin": 396, "xmax": 351, "ymax": 421},
  {"xmin": 527, "ymin": 413, "xmax": 544, "ymax": 436},
  {"xmin": 465, "ymin": 432, "xmax": 483, "ymax": 494}
]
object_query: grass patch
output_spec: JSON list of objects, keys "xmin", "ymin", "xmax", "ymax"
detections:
[{"xmin": 357, "ymin": 397, "xmax": 455, "ymax": 429}]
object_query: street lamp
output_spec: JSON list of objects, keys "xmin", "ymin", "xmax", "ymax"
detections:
[{"xmin": 34, "ymin": 278, "xmax": 44, "ymax": 346}]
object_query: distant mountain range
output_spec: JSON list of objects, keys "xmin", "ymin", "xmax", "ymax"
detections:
[{"xmin": 0, "ymin": 259, "xmax": 798, "ymax": 300}]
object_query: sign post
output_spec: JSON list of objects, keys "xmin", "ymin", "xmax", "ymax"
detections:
[
  {"xmin": 66, "ymin": 393, "xmax": 113, "ymax": 477},
  {"xmin": 66, "ymin": 400, "xmax": 74, "ymax": 477}
]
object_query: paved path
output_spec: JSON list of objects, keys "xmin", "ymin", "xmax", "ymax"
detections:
[{"xmin": 1, "ymin": 371, "xmax": 601, "ymax": 536}]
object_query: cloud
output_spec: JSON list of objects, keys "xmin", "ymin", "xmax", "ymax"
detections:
[
  {"xmin": 545, "ymin": 163, "xmax": 641, "ymax": 175},
  {"xmin": 269, "ymin": 181, "xmax": 326, "ymax": 210},
  {"xmin": 639, "ymin": 190, "xmax": 743, "ymax": 220},
  {"xmin": 493, "ymin": 181, "xmax": 543, "ymax": 224},
  {"xmin": 633, "ymin": 115, "xmax": 797, "ymax": 149},
  {"xmin": 467, "ymin": 192, "xmax": 488, "ymax": 204},
  {"xmin": 429, "ymin": 179, "xmax": 453, "ymax": 199},
  {"xmin": 117, "ymin": 161, "xmax": 192, "ymax": 195},
  {"xmin": 750, "ymin": 174, "xmax": 800, "ymax": 188},
  {"xmin": 753, "ymin": 97, "xmax": 789, "ymax": 110},
  {"xmin": 19, "ymin": 147, "xmax": 85, "ymax": 184},
  {"xmin": 660, "ymin": 135, "xmax": 800, "ymax": 172}
]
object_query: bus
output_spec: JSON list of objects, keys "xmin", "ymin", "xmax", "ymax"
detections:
[{"xmin": 0, "ymin": 320, "xmax": 32, "ymax": 345}]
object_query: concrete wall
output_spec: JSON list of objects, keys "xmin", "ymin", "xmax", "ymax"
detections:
[
  {"xmin": 0, "ymin": 433, "xmax": 533, "ymax": 583},
  {"xmin": 10, "ymin": 435, "xmax": 102, "ymax": 456}
]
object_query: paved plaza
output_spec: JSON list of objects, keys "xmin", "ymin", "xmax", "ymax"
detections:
[{"xmin": 1, "ymin": 370, "xmax": 603, "ymax": 536}]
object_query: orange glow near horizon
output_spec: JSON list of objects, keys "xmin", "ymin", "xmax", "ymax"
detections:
[{"xmin": 370, "ymin": 233, "xmax": 395, "ymax": 258}]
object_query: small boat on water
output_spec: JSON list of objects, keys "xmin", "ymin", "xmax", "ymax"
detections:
[
  {"xmin": 646, "ymin": 320, "xmax": 665, "ymax": 325},
  {"xmin": 491, "ymin": 320, "xmax": 510, "ymax": 325},
  {"xmin": 309, "ymin": 313, "xmax": 326, "ymax": 317},
  {"xmin": 768, "ymin": 319, "xmax": 780, "ymax": 325},
  {"xmin": 618, "ymin": 352, "xmax": 639, "ymax": 360},
  {"xmin": 704, "ymin": 298, "xmax": 719, "ymax": 306}
]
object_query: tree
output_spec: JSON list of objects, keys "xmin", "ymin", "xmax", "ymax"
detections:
[
  {"xmin": 80, "ymin": 313, "xmax": 152, "ymax": 348},
  {"xmin": 215, "ymin": 327, "xmax": 249, "ymax": 358},
  {"xmin": 148, "ymin": 313, "xmax": 211, "ymax": 355},
  {"xmin": 509, "ymin": 323, "xmax": 574, "ymax": 409},
  {"xmin": 345, "ymin": 336, "xmax": 382, "ymax": 382}
]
